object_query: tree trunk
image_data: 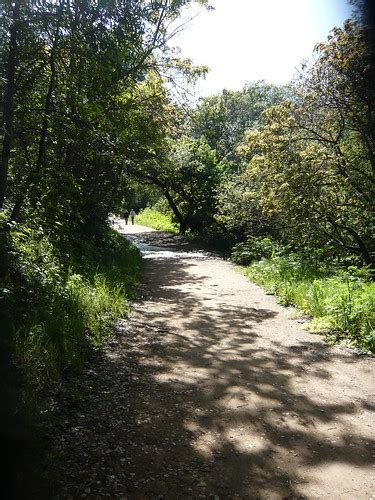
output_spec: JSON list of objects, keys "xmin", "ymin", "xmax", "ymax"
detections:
[
  {"xmin": 162, "ymin": 190, "xmax": 188, "ymax": 233},
  {"xmin": 33, "ymin": 28, "xmax": 58, "ymax": 177},
  {"xmin": 0, "ymin": 0, "xmax": 21, "ymax": 209},
  {"xmin": 339, "ymin": 224, "xmax": 373, "ymax": 267},
  {"xmin": 131, "ymin": 171, "xmax": 190, "ymax": 233}
]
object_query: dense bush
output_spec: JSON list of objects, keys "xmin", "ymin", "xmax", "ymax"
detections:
[{"xmin": 231, "ymin": 236, "xmax": 281, "ymax": 265}]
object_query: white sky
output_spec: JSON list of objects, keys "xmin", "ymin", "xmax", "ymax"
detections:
[{"xmin": 171, "ymin": 0, "xmax": 353, "ymax": 97}]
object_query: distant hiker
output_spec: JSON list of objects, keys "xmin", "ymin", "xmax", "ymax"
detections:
[
  {"xmin": 124, "ymin": 210, "xmax": 129, "ymax": 225},
  {"xmin": 130, "ymin": 209, "xmax": 136, "ymax": 225}
]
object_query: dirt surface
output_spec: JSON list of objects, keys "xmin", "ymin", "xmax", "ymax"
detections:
[{"xmin": 41, "ymin": 222, "xmax": 374, "ymax": 499}]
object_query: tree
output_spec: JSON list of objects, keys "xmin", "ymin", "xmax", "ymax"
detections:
[
  {"xmin": 189, "ymin": 81, "xmax": 289, "ymax": 164},
  {"xmin": 166, "ymin": 136, "xmax": 223, "ymax": 232},
  {"xmin": 115, "ymin": 71, "xmax": 223, "ymax": 233},
  {"xmin": 237, "ymin": 21, "xmax": 374, "ymax": 265},
  {"xmin": 1, "ymin": 0, "xmax": 210, "ymax": 232}
]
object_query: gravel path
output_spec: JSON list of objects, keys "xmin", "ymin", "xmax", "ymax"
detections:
[{"xmin": 41, "ymin": 222, "xmax": 374, "ymax": 499}]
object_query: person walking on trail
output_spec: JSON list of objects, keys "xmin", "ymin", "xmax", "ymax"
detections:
[
  {"xmin": 124, "ymin": 210, "xmax": 129, "ymax": 225},
  {"xmin": 130, "ymin": 209, "xmax": 136, "ymax": 225}
]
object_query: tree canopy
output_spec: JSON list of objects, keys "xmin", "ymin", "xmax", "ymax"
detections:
[{"xmin": 0, "ymin": 0, "xmax": 208, "ymax": 232}]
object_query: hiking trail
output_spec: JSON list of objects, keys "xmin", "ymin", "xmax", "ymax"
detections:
[{"xmin": 42, "ymin": 221, "xmax": 374, "ymax": 499}]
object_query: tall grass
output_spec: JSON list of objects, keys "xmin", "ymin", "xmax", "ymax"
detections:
[
  {"xmin": 245, "ymin": 256, "xmax": 375, "ymax": 352},
  {"xmin": 136, "ymin": 207, "xmax": 178, "ymax": 233},
  {"xmin": 7, "ymin": 226, "xmax": 141, "ymax": 388}
]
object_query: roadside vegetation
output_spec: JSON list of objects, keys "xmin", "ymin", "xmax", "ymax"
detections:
[
  {"xmin": 248, "ymin": 260, "xmax": 375, "ymax": 352},
  {"xmin": 136, "ymin": 207, "xmax": 179, "ymax": 233},
  {"xmin": 231, "ymin": 237, "xmax": 375, "ymax": 352},
  {"xmin": 8, "ymin": 223, "xmax": 141, "ymax": 389}
]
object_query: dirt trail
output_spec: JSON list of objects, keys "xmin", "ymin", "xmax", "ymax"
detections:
[{"xmin": 44, "ymin": 223, "xmax": 374, "ymax": 499}]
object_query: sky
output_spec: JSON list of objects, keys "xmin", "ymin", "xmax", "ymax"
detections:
[{"xmin": 170, "ymin": 0, "xmax": 354, "ymax": 97}]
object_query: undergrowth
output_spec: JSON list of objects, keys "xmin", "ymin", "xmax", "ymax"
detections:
[
  {"xmin": 3, "ymin": 224, "xmax": 141, "ymax": 389},
  {"xmin": 136, "ymin": 207, "xmax": 178, "ymax": 233},
  {"xmin": 231, "ymin": 236, "xmax": 374, "ymax": 352},
  {"xmin": 243, "ymin": 253, "xmax": 375, "ymax": 353}
]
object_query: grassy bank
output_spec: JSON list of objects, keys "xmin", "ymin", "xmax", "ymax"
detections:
[
  {"xmin": 136, "ymin": 208, "xmax": 178, "ymax": 233},
  {"xmin": 4, "ymin": 224, "xmax": 141, "ymax": 389},
  {"xmin": 243, "ymin": 255, "xmax": 375, "ymax": 352},
  {"xmin": 0, "ymin": 219, "xmax": 141, "ymax": 497}
]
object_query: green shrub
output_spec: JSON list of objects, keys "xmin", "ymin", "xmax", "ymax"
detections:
[
  {"xmin": 245, "ymin": 255, "xmax": 375, "ymax": 352},
  {"xmin": 231, "ymin": 236, "xmax": 281, "ymax": 265}
]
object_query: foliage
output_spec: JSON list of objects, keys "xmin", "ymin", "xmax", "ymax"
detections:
[
  {"xmin": 7, "ymin": 225, "xmax": 141, "ymax": 388},
  {"xmin": 126, "ymin": 80, "xmax": 289, "ymax": 235},
  {"xmin": 136, "ymin": 207, "xmax": 178, "ymax": 233},
  {"xmin": 189, "ymin": 81, "xmax": 290, "ymax": 164},
  {"xmin": 0, "ymin": 0, "xmax": 208, "ymax": 227},
  {"xmin": 231, "ymin": 236, "xmax": 281, "ymax": 265},
  {"xmin": 235, "ymin": 20, "xmax": 375, "ymax": 265},
  {"xmin": 166, "ymin": 136, "xmax": 224, "ymax": 232},
  {"xmin": 245, "ymin": 256, "xmax": 375, "ymax": 352},
  {"xmin": 130, "ymin": 123, "xmax": 225, "ymax": 232}
]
